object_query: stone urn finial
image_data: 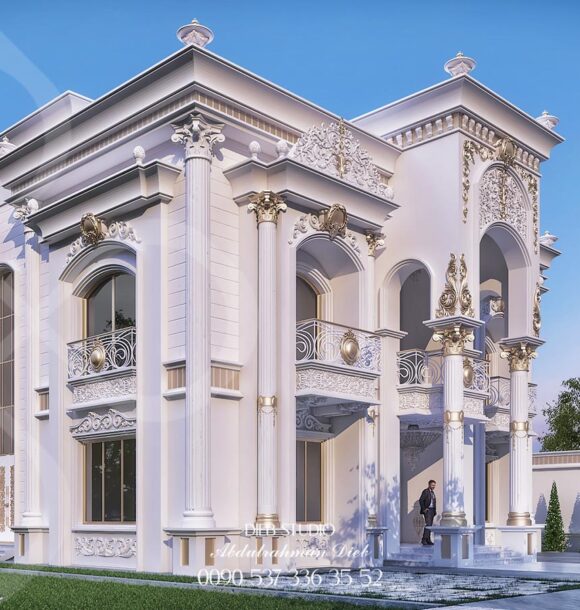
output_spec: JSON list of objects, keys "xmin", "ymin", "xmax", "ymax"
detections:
[
  {"xmin": 444, "ymin": 51, "xmax": 476, "ymax": 77},
  {"xmin": 177, "ymin": 19, "xmax": 214, "ymax": 48},
  {"xmin": 535, "ymin": 110, "xmax": 559, "ymax": 131}
]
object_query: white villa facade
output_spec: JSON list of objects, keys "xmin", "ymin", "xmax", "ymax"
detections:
[{"xmin": 0, "ymin": 23, "xmax": 564, "ymax": 572}]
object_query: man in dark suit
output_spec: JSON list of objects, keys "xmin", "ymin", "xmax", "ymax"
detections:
[{"xmin": 419, "ymin": 479, "xmax": 437, "ymax": 545}]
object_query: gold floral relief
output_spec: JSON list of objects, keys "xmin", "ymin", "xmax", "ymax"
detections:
[{"xmin": 436, "ymin": 253, "xmax": 474, "ymax": 318}]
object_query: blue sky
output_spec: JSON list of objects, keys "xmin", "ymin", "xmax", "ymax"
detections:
[{"xmin": 1, "ymin": 1, "xmax": 579, "ymax": 445}]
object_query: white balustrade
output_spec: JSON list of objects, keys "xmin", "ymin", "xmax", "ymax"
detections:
[
  {"xmin": 296, "ymin": 319, "xmax": 381, "ymax": 374},
  {"xmin": 67, "ymin": 327, "xmax": 136, "ymax": 379}
]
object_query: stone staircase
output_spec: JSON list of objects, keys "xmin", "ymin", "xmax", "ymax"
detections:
[
  {"xmin": 0, "ymin": 543, "xmax": 14, "ymax": 562},
  {"xmin": 385, "ymin": 543, "xmax": 527, "ymax": 567}
]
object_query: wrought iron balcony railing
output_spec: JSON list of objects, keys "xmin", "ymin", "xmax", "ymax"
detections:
[
  {"xmin": 68, "ymin": 327, "xmax": 136, "ymax": 380},
  {"xmin": 296, "ymin": 319, "xmax": 381, "ymax": 374},
  {"xmin": 487, "ymin": 376, "xmax": 537, "ymax": 413},
  {"xmin": 397, "ymin": 349, "xmax": 489, "ymax": 393}
]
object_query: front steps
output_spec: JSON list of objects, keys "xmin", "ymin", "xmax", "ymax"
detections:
[
  {"xmin": 385, "ymin": 543, "xmax": 527, "ymax": 567},
  {"xmin": 0, "ymin": 543, "xmax": 15, "ymax": 562}
]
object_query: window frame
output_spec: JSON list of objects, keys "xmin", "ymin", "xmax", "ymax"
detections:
[{"xmin": 295, "ymin": 439, "xmax": 323, "ymax": 524}]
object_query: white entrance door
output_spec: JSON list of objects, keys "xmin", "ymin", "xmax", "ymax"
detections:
[{"xmin": 0, "ymin": 455, "xmax": 14, "ymax": 543}]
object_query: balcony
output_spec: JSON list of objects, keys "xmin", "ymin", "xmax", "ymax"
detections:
[
  {"xmin": 396, "ymin": 349, "xmax": 489, "ymax": 421},
  {"xmin": 67, "ymin": 327, "xmax": 137, "ymax": 409},
  {"xmin": 486, "ymin": 376, "xmax": 538, "ymax": 429},
  {"xmin": 295, "ymin": 319, "xmax": 381, "ymax": 415}
]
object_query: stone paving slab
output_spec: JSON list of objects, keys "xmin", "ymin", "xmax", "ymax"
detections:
[{"xmin": 430, "ymin": 588, "xmax": 580, "ymax": 609}]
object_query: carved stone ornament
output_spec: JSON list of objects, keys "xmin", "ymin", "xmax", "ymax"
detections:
[
  {"xmin": 66, "ymin": 217, "xmax": 141, "ymax": 265},
  {"xmin": 432, "ymin": 324, "xmax": 474, "ymax": 356},
  {"xmin": 70, "ymin": 408, "xmax": 136, "ymax": 439},
  {"xmin": 288, "ymin": 119, "xmax": 394, "ymax": 199},
  {"xmin": 436, "ymin": 253, "xmax": 475, "ymax": 318},
  {"xmin": 296, "ymin": 406, "xmax": 331, "ymax": 433},
  {"xmin": 479, "ymin": 168, "xmax": 527, "ymax": 240},
  {"xmin": 176, "ymin": 19, "xmax": 214, "ymax": 48},
  {"xmin": 171, "ymin": 112, "xmax": 224, "ymax": 160},
  {"xmin": 248, "ymin": 191, "xmax": 287, "ymax": 225},
  {"xmin": 500, "ymin": 343, "xmax": 537, "ymax": 372},
  {"xmin": 75, "ymin": 536, "xmax": 136, "ymax": 558},
  {"xmin": 532, "ymin": 283, "xmax": 541, "ymax": 337},
  {"xmin": 539, "ymin": 230, "xmax": 558, "ymax": 248},
  {"xmin": 340, "ymin": 329, "xmax": 360, "ymax": 366},
  {"xmin": 0, "ymin": 136, "xmax": 16, "ymax": 158},
  {"xmin": 289, "ymin": 205, "xmax": 362, "ymax": 258},
  {"xmin": 365, "ymin": 231, "xmax": 385, "ymax": 257},
  {"xmin": 13, "ymin": 198, "xmax": 39, "ymax": 221},
  {"xmin": 462, "ymin": 139, "xmax": 494, "ymax": 222}
]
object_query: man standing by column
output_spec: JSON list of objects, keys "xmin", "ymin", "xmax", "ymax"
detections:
[{"xmin": 419, "ymin": 480, "xmax": 437, "ymax": 545}]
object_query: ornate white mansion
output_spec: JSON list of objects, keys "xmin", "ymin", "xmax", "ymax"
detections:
[{"xmin": 0, "ymin": 22, "xmax": 563, "ymax": 572}]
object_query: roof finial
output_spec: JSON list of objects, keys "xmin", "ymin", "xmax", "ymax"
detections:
[
  {"xmin": 444, "ymin": 51, "xmax": 476, "ymax": 77},
  {"xmin": 535, "ymin": 110, "xmax": 559, "ymax": 131},
  {"xmin": 177, "ymin": 19, "xmax": 214, "ymax": 48}
]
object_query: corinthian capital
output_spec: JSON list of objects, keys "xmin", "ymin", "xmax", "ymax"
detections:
[
  {"xmin": 171, "ymin": 113, "xmax": 225, "ymax": 160},
  {"xmin": 432, "ymin": 323, "xmax": 474, "ymax": 356},
  {"xmin": 248, "ymin": 191, "xmax": 287, "ymax": 225},
  {"xmin": 13, "ymin": 198, "xmax": 39, "ymax": 221},
  {"xmin": 365, "ymin": 231, "xmax": 385, "ymax": 257},
  {"xmin": 501, "ymin": 342, "xmax": 537, "ymax": 372}
]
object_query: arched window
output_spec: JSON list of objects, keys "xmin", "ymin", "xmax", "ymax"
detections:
[
  {"xmin": 85, "ymin": 273, "xmax": 135, "ymax": 337},
  {"xmin": 0, "ymin": 270, "xmax": 14, "ymax": 456}
]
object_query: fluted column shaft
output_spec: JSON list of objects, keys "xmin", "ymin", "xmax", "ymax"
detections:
[
  {"xmin": 363, "ymin": 233, "xmax": 383, "ymax": 527},
  {"xmin": 501, "ymin": 341, "xmax": 536, "ymax": 527},
  {"xmin": 172, "ymin": 114, "xmax": 224, "ymax": 528},
  {"xmin": 249, "ymin": 192, "xmax": 286, "ymax": 529},
  {"xmin": 22, "ymin": 226, "xmax": 42, "ymax": 524}
]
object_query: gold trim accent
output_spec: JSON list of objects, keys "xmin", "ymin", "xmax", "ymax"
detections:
[
  {"xmin": 463, "ymin": 358, "xmax": 474, "ymax": 387},
  {"xmin": 336, "ymin": 118, "xmax": 347, "ymax": 178},
  {"xmin": 436, "ymin": 254, "xmax": 474, "ymax": 318},
  {"xmin": 444, "ymin": 410, "xmax": 465, "ymax": 424},
  {"xmin": 440, "ymin": 512, "xmax": 467, "ymax": 527},
  {"xmin": 500, "ymin": 342, "xmax": 537, "ymax": 372},
  {"xmin": 365, "ymin": 231, "xmax": 385, "ymax": 257},
  {"xmin": 462, "ymin": 139, "xmax": 493, "ymax": 222},
  {"xmin": 257, "ymin": 396, "xmax": 277, "ymax": 422},
  {"xmin": 497, "ymin": 137, "xmax": 517, "ymax": 166},
  {"xmin": 510, "ymin": 420, "xmax": 530, "ymax": 434},
  {"xmin": 532, "ymin": 282, "xmax": 541, "ymax": 337},
  {"xmin": 255, "ymin": 513, "xmax": 280, "ymax": 528},
  {"xmin": 340, "ymin": 330, "xmax": 360, "ymax": 366},
  {"xmin": 515, "ymin": 167, "xmax": 539, "ymax": 253},
  {"xmin": 248, "ymin": 191, "xmax": 287, "ymax": 225},
  {"xmin": 89, "ymin": 340, "xmax": 106, "ymax": 371},
  {"xmin": 507, "ymin": 511, "xmax": 532, "ymax": 526},
  {"xmin": 432, "ymin": 324, "xmax": 474, "ymax": 356}
]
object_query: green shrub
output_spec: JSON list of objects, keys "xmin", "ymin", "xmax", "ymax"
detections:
[{"xmin": 543, "ymin": 481, "xmax": 567, "ymax": 552}]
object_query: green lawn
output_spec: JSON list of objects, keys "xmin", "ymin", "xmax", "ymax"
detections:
[{"xmin": 0, "ymin": 572, "xmax": 391, "ymax": 609}]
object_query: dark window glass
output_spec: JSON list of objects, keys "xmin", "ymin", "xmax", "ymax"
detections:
[
  {"xmin": 296, "ymin": 441, "xmax": 306, "ymax": 522},
  {"xmin": 86, "ymin": 274, "xmax": 136, "ymax": 336},
  {"xmin": 296, "ymin": 440, "xmax": 322, "ymax": 522},
  {"xmin": 104, "ymin": 440, "xmax": 122, "ymax": 521},
  {"xmin": 0, "ymin": 271, "xmax": 14, "ymax": 456},
  {"xmin": 123, "ymin": 439, "xmax": 136, "ymax": 522},
  {"xmin": 86, "ymin": 438, "xmax": 136, "ymax": 523}
]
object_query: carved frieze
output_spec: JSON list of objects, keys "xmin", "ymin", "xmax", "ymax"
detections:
[
  {"xmin": 75, "ymin": 536, "xmax": 136, "ymax": 558},
  {"xmin": 296, "ymin": 368, "xmax": 376, "ymax": 400},
  {"xmin": 72, "ymin": 375, "xmax": 137, "ymax": 404},
  {"xmin": 70, "ymin": 408, "xmax": 136, "ymax": 439},
  {"xmin": 288, "ymin": 120, "xmax": 394, "ymax": 199},
  {"xmin": 296, "ymin": 407, "xmax": 331, "ymax": 433}
]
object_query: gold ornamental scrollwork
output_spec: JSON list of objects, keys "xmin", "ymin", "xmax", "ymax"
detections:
[
  {"xmin": 80, "ymin": 213, "xmax": 108, "ymax": 245},
  {"xmin": 316, "ymin": 203, "xmax": 348, "ymax": 239},
  {"xmin": 532, "ymin": 282, "xmax": 542, "ymax": 337},
  {"xmin": 500, "ymin": 343, "xmax": 537, "ymax": 372},
  {"xmin": 340, "ymin": 329, "xmax": 360, "ymax": 366},
  {"xmin": 248, "ymin": 191, "xmax": 287, "ymax": 225},
  {"xmin": 436, "ymin": 253, "xmax": 474, "ymax": 318},
  {"xmin": 257, "ymin": 395, "xmax": 278, "ymax": 426},
  {"xmin": 516, "ymin": 167, "xmax": 539, "ymax": 253},
  {"xmin": 432, "ymin": 324, "xmax": 474, "ymax": 356},
  {"xmin": 365, "ymin": 231, "xmax": 385, "ymax": 257},
  {"xmin": 462, "ymin": 139, "xmax": 493, "ymax": 222}
]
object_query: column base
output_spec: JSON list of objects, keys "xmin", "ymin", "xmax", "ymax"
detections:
[
  {"xmin": 497, "ymin": 525, "xmax": 543, "ymax": 561},
  {"xmin": 255, "ymin": 513, "xmax": 280, "ymax": 530},
  {"xmin": 20, "ymin": 512, "xmax": 44, "ymax": 527},
  {"xmin": 182, "ymin": 510, "xmax": 215, "ymax": 529},
  {"xmin": 507, "ymin": 511, "xmax": 532, "ymax": 526},
  {"xmin": 439, "ymin": 512, "xmax": 467, "ymax": 527},
  {"xmin": 429, "ymin": 526, "xmax": 479, "ymax": 567}
]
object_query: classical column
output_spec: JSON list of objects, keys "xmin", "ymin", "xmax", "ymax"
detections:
[
  {"xmin": 248, "ymin": 191, "xmax": 287, "ymax": 528},
  {"xmin": 432, "ymin": 323, "xmax": 474, "ymax": 526},
  {"xmin": 171, "ymin": 113, "xmax": 224, "ymax": 527},
  {"xmin": 15, "ymin": 201, "xmax": 43, "ymax": 525},
  {"xmin": 500, "ymin": 341, "xmax": 537, "ymax": 526},
  {"xmin": 364, "ymin": 232, "xmax": 384, "ymax": 527},
  {"xmin": 473, "ymin": 422, "xmax": 487, "ymax": 544}
]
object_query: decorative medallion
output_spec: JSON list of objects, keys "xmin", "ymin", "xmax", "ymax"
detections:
[
  {"xmin": 496, "ymin": 138, "xmax": 517, "ymax": 166},
  {"xmin": 365, "ymin": 231, "xmax": 385, "ymax": 257},
  {"xmin": 248, "ymin": 191, "xmax": 287, "ymax": 225},
  {"xmin": 436, "ymin": 253, "xmax": 474, "ymax": 318},
  {"xmin": 532, "ymin": 282, "xmax": 541, "ymax": 337},
  {"xmin": 288, "ymin": 121, "xmax": 394, "ymax": 199},
  {"xmin": 340, "ymin": 329, "xmax": 360, "ymax": 366},
  {"xmin": 89, "ymin": 340, "xmax": 106, "ymax": 372},
  {"xmin": 80, "ymin": 213, "xmax": 108, "ymax": 245},
  {"xmin": 463, "ymin": 358, "xmax": 475, "ymax": 388},
  {"xmin": 318, "ymin": 203, "xmax": 348, "ymax": 238}
]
